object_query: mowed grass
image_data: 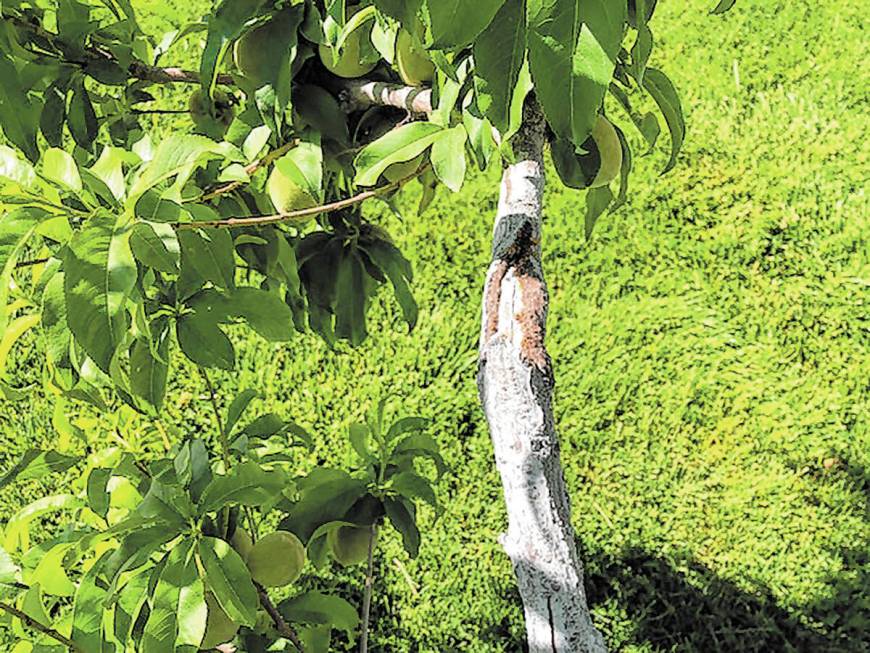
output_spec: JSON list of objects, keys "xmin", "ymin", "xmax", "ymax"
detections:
[{"xmin": 2, "ymin": 0, "xmax": 868, "ymax": 651}]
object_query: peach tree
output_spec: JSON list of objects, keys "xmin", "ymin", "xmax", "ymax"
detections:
[{"xmin": 0, "ymin": 0, "xmax": 736, "ymax": 651}]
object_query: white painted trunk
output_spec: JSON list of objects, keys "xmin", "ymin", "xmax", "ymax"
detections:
[{"xmin": 477, "ymin": 102, "xmax": 606, "ymax": 653}]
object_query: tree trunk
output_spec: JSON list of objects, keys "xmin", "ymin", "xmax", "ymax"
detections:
[{"xmin": 477, "ymin": 100, "xmax": 606, "ymax": 653}]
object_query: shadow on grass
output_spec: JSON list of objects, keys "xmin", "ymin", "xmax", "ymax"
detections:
[{"xmin": 582, "ymin": 546, "xmax": 869, "ymax": 653}]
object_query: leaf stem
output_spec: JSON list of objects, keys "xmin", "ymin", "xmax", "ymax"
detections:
[
  {"xmin": 359, "ymin": 523, "xmax": 379, "ymax": 653},
  {"xmin": 0, "ymin": 601, "xmax": 84, "ymax": 652},
  {"xmin": 255, "ymin": 583, "xmax": 305, "ymax": 652}
]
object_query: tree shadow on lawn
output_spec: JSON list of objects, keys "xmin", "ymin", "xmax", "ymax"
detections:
[{"xmin": 581, "ymin": 546, "xmax": 869, "ymax": 653}]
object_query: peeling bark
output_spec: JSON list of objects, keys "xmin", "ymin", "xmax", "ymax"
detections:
[{"xmin": 477, "ymin": 100, "xmax": 606, "ymax": 653}]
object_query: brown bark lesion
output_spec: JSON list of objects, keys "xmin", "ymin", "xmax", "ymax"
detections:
[{"xmin": 484, "ymin": 216, "xmax": 552, "ymax": 376}]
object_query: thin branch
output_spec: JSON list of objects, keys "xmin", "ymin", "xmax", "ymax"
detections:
[
  {"xmin": 15, "ymin": 257, "xmax": 50, "ymax": 269},
  {"xmin": 198, "ymin": 140, "xmax": 298, "ymax": 203},
  {"xmin": 175, "ymin": 165, "xmax": 429, "ymax": 231},
  {"xmin": 198, "ymin": 367, "xmax": 230, "ymax": 470},
  {"xmin": 0, "ymin": 602, "xmax": 84, "ymax": 652},
  {"xmin": 256, "ymin": 584, "xmax": 305, "ymax": 653},
  {"xmin": 129, "ymin": 108, "xmax": 189, "ymax": 115},
  {"xmin": 359, "ymin": 523, "xmax": 379, "ymax": 653}
]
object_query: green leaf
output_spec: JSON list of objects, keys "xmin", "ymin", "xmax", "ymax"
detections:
[
  {"xmin": 281, "ymin": 469, "xmax": 367, "ymax": 543},
  {"xmin": 334, "ymin": 248, "xmax": 367, "ymax": 346},
  {"xmin": 384, "ymin": 496, "xmax": 420, "ymax": 557},
  {"xmin": 0, "ymin": 145, "xmax": 37, "ymax": 187},
  {"xmin": 0, "ymin": 208, "xmax": 42, "ymax": 336},
  {"xmin": 40, "ymin": 84, "xmax": 67, "ymax": 149},
  {"xmin": 387, "ymin": 416, "xmax": 430, "ymax": 441},
  {"xmin": 129, "ymin": 135, "xmax": 224, "ymax": 199},
  {"xmin": 113, "ymin": 569, "xmax": 150, "ymax": 647},
  {"xmin": 68, "ymin": 79, "xmax": 99, "ymax": 151},
  {"xmin": 141, "ymin": 541, "xmax": 200, "ymax": 652},
  {"xmin": 473, "ymin": 0, "xmax": 526, "ymax": 132},
  {"xmin": 355, "ymin": 122, "xmax": 444, "ymax": 186},
  {"xmin": 430, "ymin": 125, "xmax": 467, "ymax": 192},
  {"xmin": 230, "ymin": 287, "xmax": 294, "ymax": 341},
  {"xmin": 176, "ymin": 309, "xmax": 235, "ymax": 371},
  {"xmin": 711, "ymin": 0, "xmax": 737, "ymax": 14},
  {"xmin": 426, "ymin": 0, "xmax": 506, "ymax": 48},
  {"xmin": 71, "ymin": 552, "xmax": 111, "ymax": 651},
  {"xmin": 32, "ymin": 542, "xmax": 77, "ymax": 596},
  {"xmin": 528, "ymin": 0, "xmax": 626, "ymax": 146},
  {"xmin": 197, "ymin": 537, "xmax": 258, "ymax": 627},
  {"xmin": 278, "ymin": 591, "xmax": 359, "ymax": 633},
  {"xmin": 0, "ymin": 54, "xmax": 40, "ymax": 162},
  {"xmin": 361, "ymin": 239, "xmax": 417, "ymax": 329},
  {"xmin": 294, "ymin": 85, "xmax": 350, "ymax": 145},
  {"xmin": 0, "ymin": 545, "xmax": 19, "ymax": 585},
  {"xmin": 129, "ymin": 328, "xmax": 170, "ymax": 410},
  {"xmin": 130, "ymin": 222, "xmax": 180, "ymax": 274},
  {"xmin": 64, "ymin": 213, "xmax": 136, "ymax": 373},
  {"xmin": 274, "ymin": 138, "xmax": 324, "ymax": 201},
  {"xmin": 176, "ymin": 573, "xmax": 207, "ymax": 648},
  {"xmin": 390, "ymin": 471, "xmax": 437, "ymax": 507},
  {"xmin": 86, "ymin": 467, "xmax": 112, "ymax": 518},
  {"xmin": 585, "ymin": 185, "xmax": 613, "ymax": 238},
  {"xmin": 90, "ymin": 147, "xmax": 133, "ymax": 202},
  {"xmin": 198, "ymin": 461, "xmax": 288, "ymax": 513},
  {"xmin": 42, "ymin": 148, "xmax": 82, "ymax": 193},
  {"xmin": 348, "ymin": 423, "xmax": 373, "ymax": 461},
  {"xmin": 226, "ymin": 389, "xmax": 259, "ymax": 436},
  {"xmin": 0, "ymin": 450, "xmax": 80, "ymax": 491},
  {"xmin": 178, "ymin": 228, "xmax": 235, "ymax": 290},
  {"xmin": 3, "ymin": 494, "xmax": 83, "ymax": 552},
  {"xmin": 642, "ymin": 67, "xmax": 685, "ymax": 173},
  {"xmin": 373, "ymin": 0, "xmax": 422, "ymax": 27}
]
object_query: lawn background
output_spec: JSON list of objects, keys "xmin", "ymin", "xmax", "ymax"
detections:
[{"xmin": 1, "ymin": 0, "xmax": 867, "ymax": 651}]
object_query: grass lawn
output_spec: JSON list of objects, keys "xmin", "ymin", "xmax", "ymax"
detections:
[{"xmin": 1, "ymin": 0, "xmax": 867, "ymax": 651}]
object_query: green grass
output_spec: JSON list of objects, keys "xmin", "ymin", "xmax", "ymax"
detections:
[{"xmin": 2, "ymin": 0, "xmax": 868, "ymax": 651}]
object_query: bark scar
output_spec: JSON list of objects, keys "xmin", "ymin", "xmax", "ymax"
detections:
[{"xmin": 484, "ymin": 217, "xmax": 551, "ymax": 375}]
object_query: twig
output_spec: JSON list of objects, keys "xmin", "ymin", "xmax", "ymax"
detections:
[
  {"xmin": 129, "ymin": 108, "xmax": 189, "ymax": 115},
  {"xmin": 0, "ymin": 602, "xmax": 84, "ymax": 652},
  {"xmin": 175, "ymin": 164, "xmax": 430, "ymax": 231},
  {"xmin": 198, "ymin": 367, "xmax": 230, "ymax": 470},
  {"xmin": 255, "ymin": 584, "xmax": 305, "ymax": 653},
  {"xmin": 359, "ymin": 523, "xmax": 379, "ymax": 653},
  {"xmin": 14, "ymin": 258, "xmax": 50, "ymax": 269},
  {"xmin": 198, "ymin": 140, "xmax": 298, "ymax": 202}
]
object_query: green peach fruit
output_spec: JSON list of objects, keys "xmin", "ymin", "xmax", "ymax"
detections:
[
  {"xmin": 588, "ymin": 115, "xmax": 622, "ymax": 188},
  {"xmin": 328, "ymin": 525, "xmax": 373, "ymax": 567},
  {"xmin": 396, "ymin": 29, "xmax": 434, "ymax": 86},
  {"xmin": 266, "ymin": 165, "xmax": 318, "ymax": 217},
  {"xmin": 246, "ymin": 530, "xmax": 306, "ymax": 587}
]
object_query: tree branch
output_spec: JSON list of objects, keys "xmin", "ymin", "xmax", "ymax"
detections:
[
  {"xmin": 175, "ymin": 165, "xmax": 429, "ymax": 231},
  {"xmin": 332, "ymin": 80, "xmax": 433, "ymax": 116},
  {"xmin": 0, "ymin": 601, "xmax": 84, "ymax": 652},
  {"xmin": 255, "ymin": 584, "xmax": 305, "ymax": 652},
  {"xmin": 4, "ymin": 9, "xmax": 432, "ymax": 116}
]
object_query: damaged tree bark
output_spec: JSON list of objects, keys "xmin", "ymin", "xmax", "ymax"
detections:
[{"xmin": 477, "ymin": 100, "xmax": 606, "ymax": 653}]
